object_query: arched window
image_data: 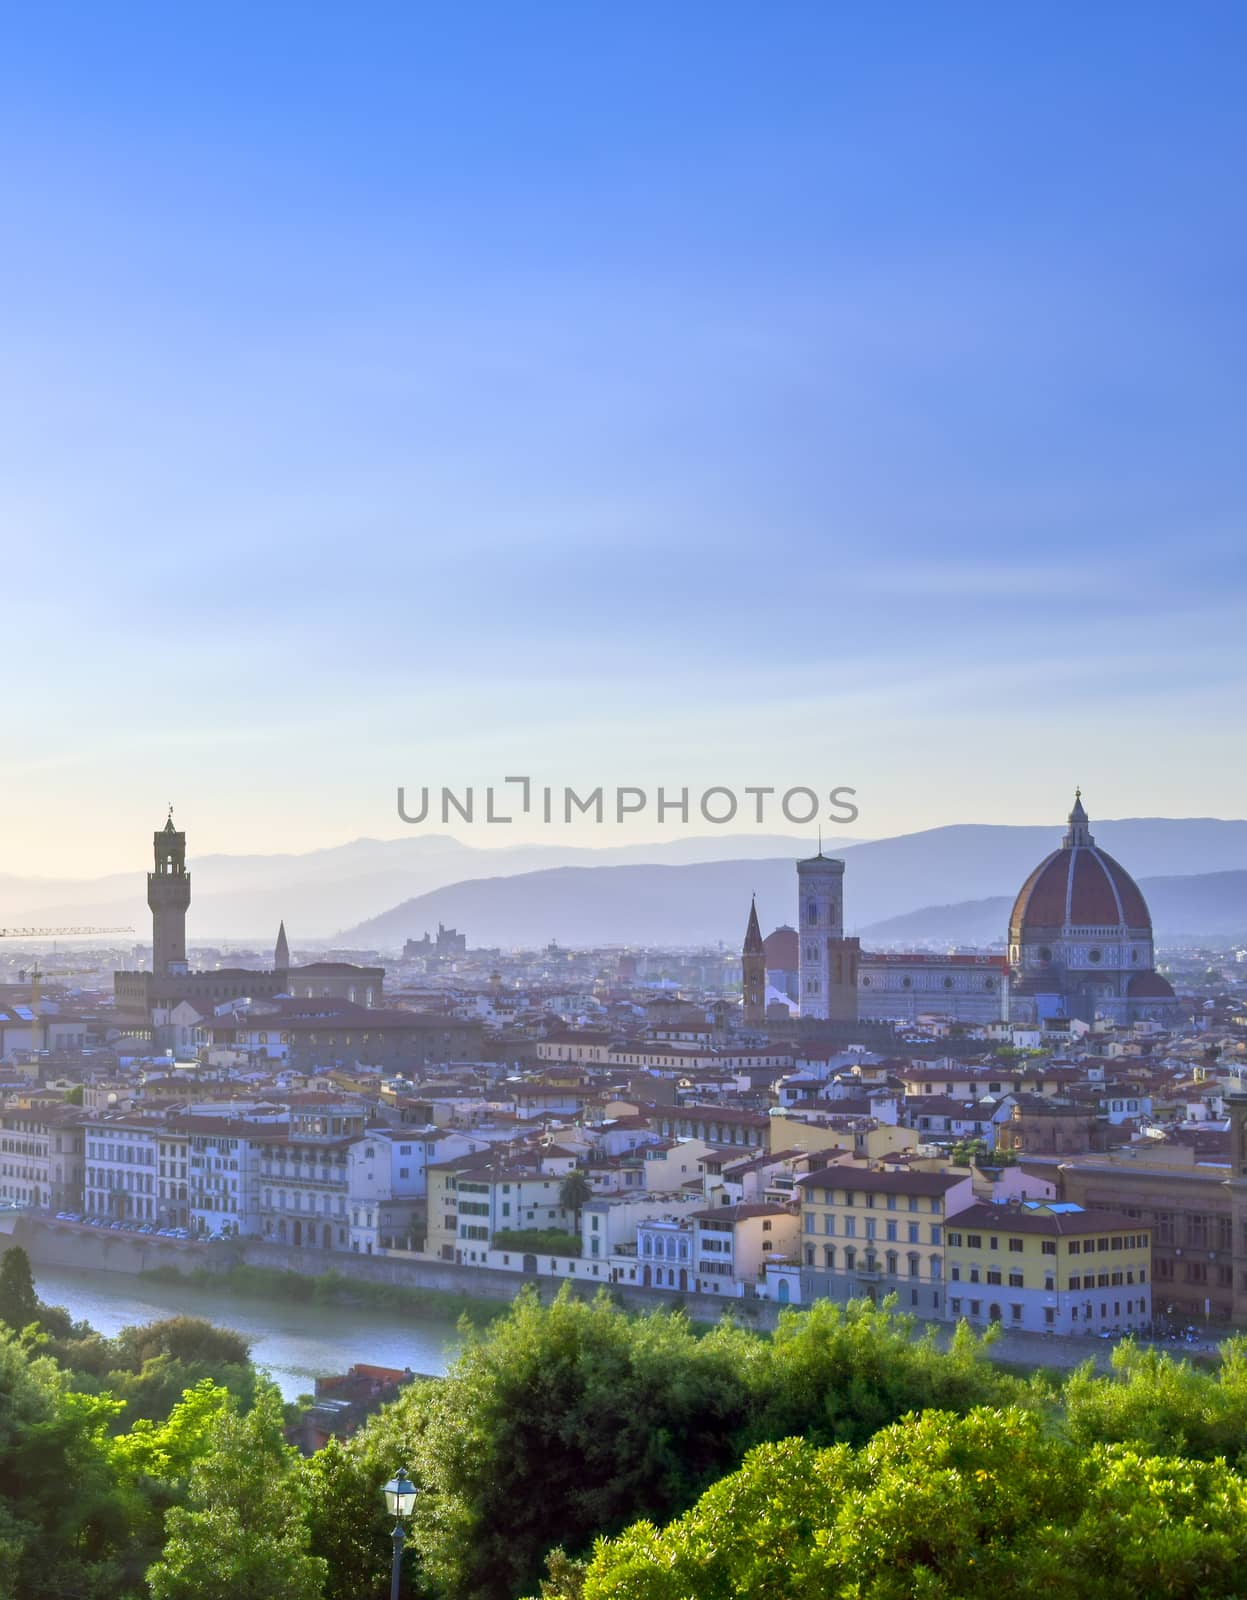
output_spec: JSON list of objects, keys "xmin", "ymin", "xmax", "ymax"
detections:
[
  {"xmin": 807, "ymin": 900, "xmax": 818, "ymax": 926},
  {"xmin": 642, "ymin": 1236, "xmax": 652, "ymax": 1257}
]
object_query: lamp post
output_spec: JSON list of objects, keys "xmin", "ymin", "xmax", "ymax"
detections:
[{"xmin": 382, "ymin": 1467, "xmax": 417, "ymax": 1600}]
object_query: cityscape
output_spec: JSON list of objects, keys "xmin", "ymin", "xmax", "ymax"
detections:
[{"xmin": 5, "ymin": 3, "xmax": 1247, "ymax": 1596}]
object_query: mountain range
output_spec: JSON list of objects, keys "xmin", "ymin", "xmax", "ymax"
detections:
[
  {"xmin": 4, "ymin": 819, "xmax": 1246, "ymax": 949},
  {"xmin": 340, "ymin": 820, "xmax": 1247, "ymax": 949}
]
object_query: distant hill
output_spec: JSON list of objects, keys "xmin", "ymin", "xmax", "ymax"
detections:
[
  {"xmin": 7, "ymin": 817, "xmax": 1246, "ymax": 945},
  {"xmin": 859, "ymin": 871, "xmax": 1247, "ymax": 946},
  {"xmin": 341, "ymin": 825, "xmax": 1247, "ymax": 950},
  {"xmin": 0, "ymin": 832, "xmax": 832, "ymax": 940}
]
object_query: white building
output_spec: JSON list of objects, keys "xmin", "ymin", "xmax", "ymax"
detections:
[{"xmin": 83, "ymin": 1113, "xmax": 162, "ymax": 1222}]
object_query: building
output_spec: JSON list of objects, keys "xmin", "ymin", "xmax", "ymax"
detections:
[
  {"xmin": 149, "ymin": 809, "xmax": 191, "ymax": 977},
  {"xmin": 0, "ymin": 1107, "xmax": 83, "ymax": 1211},
  {"xmin": 795, "ymin": 1167, "xmax": 973, "ymax": 1314},
  {"xmin": 424, "ymin": 1151, "xmax": 578, "ymax": 1264},
  {"xmin": 1008, "ymin": 792, "xmax": 1179, "ymax": 1025},
  {"xmin": 403, "ymin": 924, "xmax": 467, "ymax": 960},
  {"xmin": 83, "ymin": 1114, "xmax": 161, "ymax": 1222},
  {"xmin": 946, "ymin": 1201, "xmax": 1151, "ymax": 1334},
  {"xmin": 857, "ymin": 953, "xmax": 1010, "ymax": 1024},
  {"xmin": 742, "ymin": 897, "xmax": 766, "ymax": 1027},
  {"xmin": 114, "ymin": 813, "xmax": 384, "ymax": 1024},
  {"xmin": 689, "ymin": 1201, "xmax": 799, "ymax": 1296},
  {"xmin": 347, "ymin": 1127, "xmax": 485, "ymax": 1254},
  {"xmin": 763, "ymin": 925, "xmax": 799, "ymax": 1003},
  {"xmin": 1054, "ymin": 1106, "xmax": 1247, "ymax": 1326},
  {"xmin": 797, "ymin": 850, "xmax": 860, "ymax": 1021}
]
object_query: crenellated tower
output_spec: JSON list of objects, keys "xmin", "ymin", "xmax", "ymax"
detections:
[{"xmin": 148, "ymin": 808, "xmax": 191, "ymax": 976}]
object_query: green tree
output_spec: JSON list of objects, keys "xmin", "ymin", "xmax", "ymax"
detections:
[
  {"xmin": 396, "ymin": 1287, "xmax": 755, "ymax": 1600},
  {"xmin": 0, "ymin": 1323, "xmax": 128, "ymax": 1600},
  {"xmin": 1060, "ymin": 1336, "xmax": 1247, "ymax": 1465},
  {"xmin": 0, "ymin": 1248, "xmax": 37, "ymax": 1333},
  {"xmin": 559, "ymin": 1169, "xmax": 594, "ymax": 1232},
  {"xmin": 576, "ymin": 1408, "xmax": 1247, "ymax": 1600},
  {"xmin": 148, "ymin": 1381, "xmax": 326, "ymax": 1600},
  {"xmin": 109, "ymin": 1378, "xmax": 235, "ymax": 1591}
]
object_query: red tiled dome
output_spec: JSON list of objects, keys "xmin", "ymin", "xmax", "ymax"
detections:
[
  {"xmin": 763, "ymin": 926, "xmax": 799, "ymax": 968},
  {"xmin": 1127, "ymin": 971, "xmax": 1174, "ymax": 999},
  {"xmin": 1008, "ymin": 794, "xmax": 1152, "ymax": 943}
]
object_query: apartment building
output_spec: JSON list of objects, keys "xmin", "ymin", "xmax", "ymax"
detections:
[
  {"xmin": 795, "ymin": 1167, "xmax": 975, "ymax": 1314},
  {"xmin": 0, "ymin": 1106, "xmax": 83, "ymax": 1211},
  {"xmin": 83, "ymin": 1114, "xmax": 162, "ymax": 1221},
  {"xmin": 425, "ymin": 1152, "xmax": 578, "ymax": 1263},
  {"xmin": 689, "ymin": 1202, "xmax": 799, "ymax": 1296},
  {"xmin": 945, "ymin": 1201, "xmax": 1151, "ymax": 1335}
]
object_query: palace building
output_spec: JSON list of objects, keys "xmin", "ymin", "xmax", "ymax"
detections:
[{"xmin": 113, "ymin": 811, "xmax": 384, "ymax": 1024}]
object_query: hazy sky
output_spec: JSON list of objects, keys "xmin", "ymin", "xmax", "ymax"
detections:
[{"xmin": 3, "ymin": 3, "xmax": 1244, "ymax": 876}]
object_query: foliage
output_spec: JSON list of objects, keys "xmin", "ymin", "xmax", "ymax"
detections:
[
  {"xmin": 575, "ymin": 1407, "xmax": 1247, "ymax": 1599},
  {"xmin": 493, "ymin": 1228, "xmax": 583, "ymax": 1256},
  {"xmin": 316, "ymin": 1290, "xmax": 1025, "ymax": 1600},
  {"xmin": 147, "ymin": 1381, "xmax": 327, "ymax": 1600},
  {"xmin": 559, "ymin": 1170, "xmax": 594, "ymax": 1225},
  {"xmin": 1061, "ymin": 1335, "xmax": 1247, "ymax": 1465},
  {"xmin": 0, "ymin": 1322, "xmax": 128, "ymax": 1600},
  {"xmin": 0, "ymin": 1247, "xmax": 37, "ymax": 1332}
]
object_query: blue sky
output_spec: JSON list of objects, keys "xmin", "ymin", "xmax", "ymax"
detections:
[{"xmin": 2, "ymin": 3, "xmax": 1244, "ymax": 873}]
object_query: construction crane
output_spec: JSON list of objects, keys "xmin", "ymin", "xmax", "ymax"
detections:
[{"xmin": 0, "ymin": 927, "xmax": 134, "ymax": 938}]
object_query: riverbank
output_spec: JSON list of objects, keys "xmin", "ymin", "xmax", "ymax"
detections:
[{"xmin": 15, "ymin": 1216, "xmax": 1148, "ymax": 1373}]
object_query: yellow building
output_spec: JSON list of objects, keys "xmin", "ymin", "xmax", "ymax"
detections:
[
  {"xmin": 945, "ymin": 1202, "xmax": 1151, "ymax": 1335},
  {"xmin": 794, "ymin": 1167, "xmax": 975, "ymax": 1316}
]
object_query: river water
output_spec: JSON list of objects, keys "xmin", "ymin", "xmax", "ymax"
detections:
[{"xmin": 31, "ymin": 1262, "xmax": 461, "ymax": 1399}]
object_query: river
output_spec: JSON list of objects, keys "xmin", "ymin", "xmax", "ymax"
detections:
[{"xmin": 31, "ymin": 1262, "xmax": 462, "ymax": 1399}]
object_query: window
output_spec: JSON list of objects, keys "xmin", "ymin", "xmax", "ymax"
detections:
[
  {"xmin": 1008, "ymin": 1238, "xmax": 1023, "ymax": 1253},
  {"xmin": 1041, "ymin": 1241, "xmax": 1057, "ymax": 1256}
]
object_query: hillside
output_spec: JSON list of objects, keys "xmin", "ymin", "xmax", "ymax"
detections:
[
  {"xmin": 860, "ymin": 870, "xmax": 1247, "ymax": 946},
  {"xmin": 342, "ymin": 831, "xmax": 1247, "ymax": 949}
]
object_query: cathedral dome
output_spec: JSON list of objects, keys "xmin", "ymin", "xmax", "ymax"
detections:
[{"xmin": 1008, "ymin": 792, "xmax": 1152, "ymax": 945}]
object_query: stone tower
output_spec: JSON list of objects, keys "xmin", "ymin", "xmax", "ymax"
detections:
[
  {"xmin": 796, "ymin": 847, "xmax": 859, "ymax": 1022},
  {"xmin": 274, "ymin": 920, "xmax": 290, "ymax": 972},
  {"xmin": 148, "ymin": 808, "xmax": 191, "ymax": 977},
  {"xmin": 742, "ymin": 896, "xmax": 766, "ymax": 1027}
]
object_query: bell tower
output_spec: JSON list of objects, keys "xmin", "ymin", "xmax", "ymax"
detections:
[
  {"xmin": 742, "ymin": 897, "xmax": 766, "ymax": 1027},
  {"xmin": 148, "ymin": 808, "xmax": 191, "ymax": 976}
]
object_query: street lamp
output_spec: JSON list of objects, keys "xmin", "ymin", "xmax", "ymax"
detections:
[{"xmin": 382, "ymin": 1467, "xmax": 417, "ymax": 1600}]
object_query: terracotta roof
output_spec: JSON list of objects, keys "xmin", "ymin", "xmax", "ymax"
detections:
[
  {"xmin": 948, "ymin": 1202, "xmax": 1147, "ymax": 1237},
  {"xmin": 1009, "ymin": 846, "xmax": 1151, "ymax": 940},
  {"xmin": 795, "ymin": 1168, "xmax": 969, "ymax": 1196}
]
